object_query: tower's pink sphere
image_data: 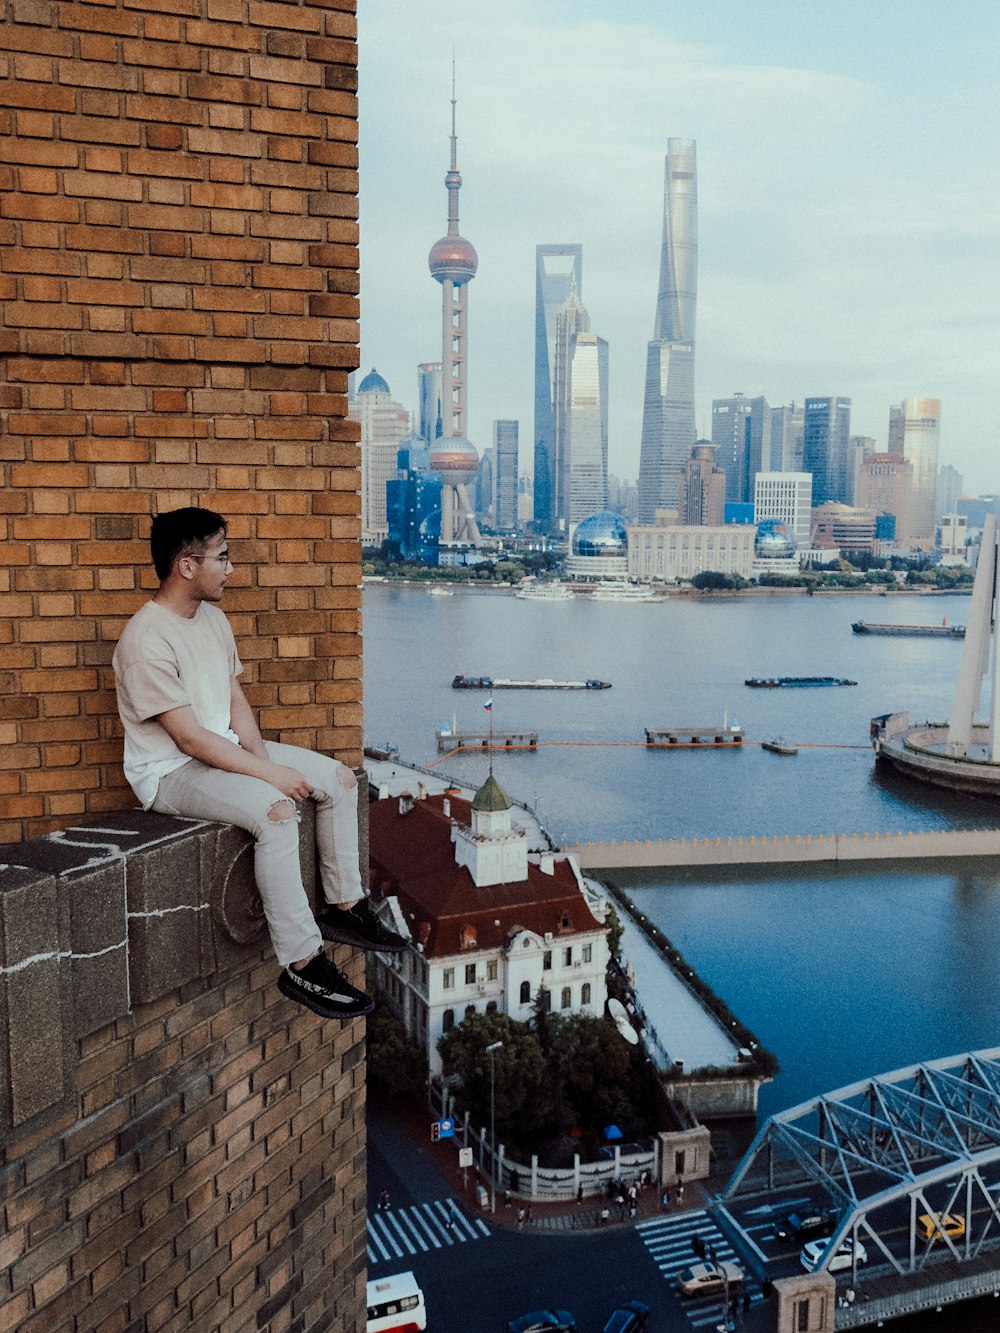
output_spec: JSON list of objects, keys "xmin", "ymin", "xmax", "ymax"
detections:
[
  {"xmin": 429, "ymin": 435, "xmax": 479, "ymax": 487},
  {"xmin": 428, "ymin": 235, "xmax": 478, "ymax": 284}
]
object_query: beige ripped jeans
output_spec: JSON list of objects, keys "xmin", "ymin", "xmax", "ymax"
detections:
[{"xmin": 152, "ymin": 741, "xmax": 362, "ymax": 967}]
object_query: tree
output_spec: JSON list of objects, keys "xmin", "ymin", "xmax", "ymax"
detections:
[
  {"xmin": 604, "ymin": 903, "xmax": 624, "ymax": 963},
  {"xmin": 437, "ymin": 1012, "xmax": 547, "ymax": 1138},
  {"xmin": 366, "ymin": 1004, "xmax": 426, "ymax": 1100}
]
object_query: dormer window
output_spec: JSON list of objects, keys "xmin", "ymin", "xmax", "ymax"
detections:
[
  {"xmin": 561, "ymin": 913, "xmax": 571, "ymax": 928},
  {"xmin": 460, "ymin": 925, "xmax": 477, "ymax": 950}
]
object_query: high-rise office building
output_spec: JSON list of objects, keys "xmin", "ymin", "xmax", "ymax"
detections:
[
  {"xmin": 803, "ymin": 397, "xmax": 852, "ymax": 505},
  {"xmin": 888, "ymin": 398, "xmax": 940, "ymax": 549},
  {"xmin": 712, "ymin": 393, "xmax": 769, "ymax": 504},
  {"xmin": 938, "ymin": 464, "xmax": 964, "ymax": 522},
  {"xmin": 493, "ymin": 420, "xmax": 519, "ymax": 532},
  {"xmin": 427, "ymin": 86, "xmax": 480, "ymax": 548},
  {"xmin": 637, "ymin": 138, "xmax": 697, "ymax": 523},
  {"xmin": 858, "ymin": 453, "xmax": 914, "ymax": 548},
  {"xmin": 754, "ymin": 472, "xmax": 812, "ymax": 549},
  {"xmin": 681, "ymin": 442, "xmax": 726, "ymax": 526},
  {"xmin": 847, "ymin": 435, "xmax": 876, "ymax": 505},
  {"xmin": 417, "ymin": 362, "xmax": 442, "ymax": 445},
  {"xmin": 534, "ymin": 244, "xmax": 583, "ymax": 530},
  {"xmin": 386, "ymin": 444, "xmax": 442, "ymax": 562},
  {"xmin": 567, "ymin": 332, "xmax": 609, "ymax": 526},
  {"xmin": 770, "ymin": 403, "xmax": 804, "ymax": 472},
  {"xmin": 552, "ymin": 281, "xmax": 591, "ymax": 529},
  {"xmin": 348, "ymin": 368, "xmax": 410, "ymax": 543}
]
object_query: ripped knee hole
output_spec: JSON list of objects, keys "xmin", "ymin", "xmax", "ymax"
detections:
[
  {"xmin": 267, "ymin": 799, "xmax": 298, "ymax": 823},
  {"xmin": 337, "ymin": 767, "xmax": 357, "ymax": 790}
]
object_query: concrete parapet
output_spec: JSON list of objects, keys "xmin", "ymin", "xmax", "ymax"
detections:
[{"xmin": 773, "ymin": 1273, "xmax": 836, "ymax": 1332}]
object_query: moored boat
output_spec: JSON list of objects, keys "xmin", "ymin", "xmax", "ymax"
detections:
[
  {"xmin": 451, "ymin": 675, "xmax": 611, "ymax": 690},
  {"xmin": 852, "ymin": 619, "xmax": 964, "ymax": 638},
  {"xmin": 745, "ymin": 676, "xmax": 857, "ymax": 688},
  {"xmin": 514, "ymin": 581, "xmax": 575, "ymax": 601},
  {"xmin": 761, "ymin": 739, "xmax": 799, "ymax": 755}
]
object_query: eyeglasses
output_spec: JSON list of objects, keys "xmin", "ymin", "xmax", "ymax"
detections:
[{"xmin": 189, "ymin": 552, "xmax": 233, "ymax": 565}]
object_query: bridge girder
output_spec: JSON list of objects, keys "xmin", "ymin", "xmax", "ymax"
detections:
[{"xmin": 722, "ymin": 1047, "xmax": 1000, "ymax": 1276}]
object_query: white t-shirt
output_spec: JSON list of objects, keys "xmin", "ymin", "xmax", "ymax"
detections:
[{"xmin": 112, "ymin": 599, "xmax": 243, "ymax": 808}]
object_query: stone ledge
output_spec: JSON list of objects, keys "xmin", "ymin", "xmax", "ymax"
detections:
[{"xmin": 0, "ymin": 774, "xmax": 367, "ymax": 1145}]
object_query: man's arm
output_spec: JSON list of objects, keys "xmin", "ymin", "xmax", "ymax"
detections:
[
  {"xmin": 229, "ymin": 676, "xmax": 268, "ymax": 759},
  {"xmin": 156, "ymin": 702, "xmax": 313, "ymax": 801}
]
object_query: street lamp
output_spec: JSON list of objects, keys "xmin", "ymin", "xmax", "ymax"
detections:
[{"xmin": 485, "ymin": 1040, "xmax": 503, "ymax": 1214}]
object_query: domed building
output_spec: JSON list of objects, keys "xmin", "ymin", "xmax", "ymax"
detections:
[
  {"xmin": 755, "ymin": 518, "xmax": 798, "ymax": 560},
  {"xmin": 564, "ymin": 511, "xmax": 629, "ymax": 580},
  {"xmin": 348, "ymin": 368, "xmax": 409, "ymax": 544}
]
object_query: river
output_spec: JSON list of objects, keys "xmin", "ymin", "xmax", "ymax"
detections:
[{"xmin": 363, "ymin": 582, "xmax": 1000, "ymax": 1330}]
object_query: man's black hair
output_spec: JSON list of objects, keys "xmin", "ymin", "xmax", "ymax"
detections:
[{"xmin": 150, "ymin": 507, "xmax": 227, "ymax": 580}]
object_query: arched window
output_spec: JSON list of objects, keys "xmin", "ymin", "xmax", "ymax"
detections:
[
  {"xmin": 442, "ymin": 1008, "xmax": 454, "ymax": 1033},
  {"xmin": 486, "ymin": 1000, "xmax": 498, "ymax": 1014},
  {"xmin": 519, "ymin": 980, "xmax": 531, "ymax": 1005},
  {"xmin": 465, "ymin": 1004, "xmax": 476, "ymax": 1018},
  {"xmin": 581, "ymin": 983, "xmax": 592, "ymax": 1006},
  {"xmin": 561, "ymin": 987, "xmax": 571, "ymax": 1009}
]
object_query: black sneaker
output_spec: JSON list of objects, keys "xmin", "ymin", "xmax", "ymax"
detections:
[
  {"xmin": 316, "ymin": 898, "xmax": 408, "ymax": 952},
  {"xmin": 277, "ymin": 951, "xmax": 375, "ymax": 1018}
]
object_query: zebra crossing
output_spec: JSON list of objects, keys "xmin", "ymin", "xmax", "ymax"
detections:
[
  {"xmin": 367, "ymin": 1198, "xmax": 491, "ymax": 1266},
  {"xmin": 635, "ymin": 1211, "xmax": 764, "ymax": 1329}
]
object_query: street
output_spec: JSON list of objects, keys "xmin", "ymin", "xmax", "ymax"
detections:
[{"xmin": 367, "ymin": 1095, "xmax": 771, "ymax": 1332}]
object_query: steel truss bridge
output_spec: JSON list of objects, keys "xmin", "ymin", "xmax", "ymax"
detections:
[{"xmin": 715, "ymin": 1048, "xmax": 1000, "ymax": 1326}]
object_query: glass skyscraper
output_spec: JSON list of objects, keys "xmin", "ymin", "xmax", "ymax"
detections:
[
  {"xmin": 889, "ymin": 397, "xmax": 940, "ymax": 549},
  {"xmin": 567, "ymin": 332, "xmax": 609, "ymax": 526},
  {"xmin": 533, "ymin": 244, "xmax": 583, "ymax": 530},
  {"xmin": 493, "ymin": 420, "xmax": 519, "ymax": 532},
  {"xmin": 637, "ymin": 138, "xmax": 697, "ymax": 523},
  {"xmin": 802, "ymin": 396, "xmax": 852, "ymax": 506}
]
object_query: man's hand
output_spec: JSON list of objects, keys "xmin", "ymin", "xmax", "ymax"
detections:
[{"xmin": 263, "ymin": 763, "xmax": 313, "ymax": 801}]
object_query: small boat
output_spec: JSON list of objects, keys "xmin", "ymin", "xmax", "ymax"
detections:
[
  {"xmin": 428, "ymin": 586, "xmax": 455, "ymax": 596},
  {"xmin": 852, "ymin": 619, "xmax": 964, "ymax": 638},
  {"xmin": 514, "ymin": 581, "xmax": 575, "ymax": 601},
  {"xmin": 745, "ymin": 676, "xmax": 857, "ymax": 688},
  {"xmin": 452, "ymin": 675, "xmax": 611, "ymax": 690},
  {"xmin": 761, "ymin": 739, "xmax": 799, "ymax": 756},
  {"xmin": 587, "ymin": 582, "xmax": 655, "ymax": 602}
]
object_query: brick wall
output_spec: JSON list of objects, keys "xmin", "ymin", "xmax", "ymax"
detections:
[
  {"xmin": 0, "ymin": 811, "xmax": 368, "ymax": 1333},
  {"xmin": 0, "ymin": 0, "xmax": 363, "ymax": 844}
]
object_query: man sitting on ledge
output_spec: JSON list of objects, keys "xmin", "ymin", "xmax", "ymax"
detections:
[{"xmin": 112, "ymin": 505, "xmax": 405, "ymax": 1019}]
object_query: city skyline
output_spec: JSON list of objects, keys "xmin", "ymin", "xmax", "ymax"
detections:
[{"xmin": 357, "ymin": 1, "xmax": 1000, "ymax": 497}]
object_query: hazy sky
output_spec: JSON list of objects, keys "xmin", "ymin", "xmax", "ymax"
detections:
[{"xmin": 357, "ymin": 1, "xmax": 1000, "ymax": 495}]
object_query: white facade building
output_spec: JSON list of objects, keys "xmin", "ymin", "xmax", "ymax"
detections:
[
  {"xmin": 369, "ymin": 778, "xmax": 608, "ymax": 1075},
  {"xmin": 753, "ymin": 472, "xmax": 812, "ymax": 549},
  {"xmin": 349, "ymin": 369, "xmax": 410, "ymax": 543},
  {"xmin": 627, "ymin": 522, "xmax": 755, "ymax": 582}
]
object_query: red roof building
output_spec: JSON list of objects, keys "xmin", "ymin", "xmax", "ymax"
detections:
[{"xmin": 368, "ymin": 778, "xmax": 609, "ymax": 1073}]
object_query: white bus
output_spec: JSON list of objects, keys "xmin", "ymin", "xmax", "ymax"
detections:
[{"xmin": 365, "ymin": 1270, "xmax": 427, "ymax": 1333}]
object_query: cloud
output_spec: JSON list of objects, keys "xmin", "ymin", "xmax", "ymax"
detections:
[{"xmin": 357, "ymin": 1, "xmax": 1000, "ymax": 492}]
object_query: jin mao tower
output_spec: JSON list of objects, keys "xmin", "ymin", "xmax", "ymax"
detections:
[
  {"xmin": 637, "ymin": 138, "xmax": 697, "ymax": 522},
  {"xmin": 428, "ymin": 82, "xmax": 480, "ymax": 547}
]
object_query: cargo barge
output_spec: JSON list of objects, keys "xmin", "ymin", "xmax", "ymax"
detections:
[
  {"xmin": 852, "ymin": 619, "xmax": 965, "ymax": 638},
  {"xmin": 452, "ymin": 675, "xmax": 611, "ymax": 690},
  {"xmin": 745, "ymin": 676, "xmax": 857, "ymax": 688}
]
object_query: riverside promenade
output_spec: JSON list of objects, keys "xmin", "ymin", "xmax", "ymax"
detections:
[{"xmin": 565, "ymin": 824, "xmax": 1000, "ymax": 870}]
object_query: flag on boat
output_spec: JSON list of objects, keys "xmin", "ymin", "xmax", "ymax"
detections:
[{"xmin": 483, "ymin": 697, "xmax": 493, "ymax": 711}]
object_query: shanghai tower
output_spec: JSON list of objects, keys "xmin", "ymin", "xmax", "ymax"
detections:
[{"xmin": 637, "ymin": 138, "xmax": 697, "ymax": 523}]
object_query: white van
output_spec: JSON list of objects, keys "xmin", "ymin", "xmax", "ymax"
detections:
[{"xmin": 366, "ymin": 1271, "xmax": 427, "ymax": 1333}]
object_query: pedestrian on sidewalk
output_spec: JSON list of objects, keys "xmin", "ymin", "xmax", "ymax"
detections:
[
  {"xmin": 378, "ymin": 1189, "xmax": 391, "ymax": 1213},
  {"xmin": 662, "ymin": 1187, "xmax": 671, "ymax": 1211},
  {"xmin": 517, "ymin": 1207, "xmax": 526, "ymax": 1229}
]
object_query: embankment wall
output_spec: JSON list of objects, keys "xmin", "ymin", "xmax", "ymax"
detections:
[{"xmin": 567, "ymin": 826, "xmax": 1000, "ymax": 870}]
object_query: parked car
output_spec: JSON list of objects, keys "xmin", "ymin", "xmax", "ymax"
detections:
[
  {"xmin": 916, "ymin": 1212, "xmax": 966, "ymax": 1242},
  {"xmin": 676, "ymin": 1261, "xmax": 744, "ymax": 1297},
  {"xmin": 776, "ymin": 1207, "xmax": 839, "ymax": 1242},
  {"xmin": 601, "ymin": 1300, "xmax": 650, "ymax": 1333},
  {"xmin": 507, "ymin": 1311, "xmax": 576, "ymax": 1333},
  {"xmin": 800, "ymin": 1237, "xmax": 867, "ymax": 1273}
]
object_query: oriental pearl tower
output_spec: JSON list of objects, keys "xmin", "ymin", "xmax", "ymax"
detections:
[{"xmin": 427, "ymin": 83, "xmax": 481, "ymax": 547}]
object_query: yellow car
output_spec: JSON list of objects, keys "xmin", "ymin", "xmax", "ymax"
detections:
[{"xmin": 915, "ymin": 1213, "xmax": 966, "ymax": 1242}]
